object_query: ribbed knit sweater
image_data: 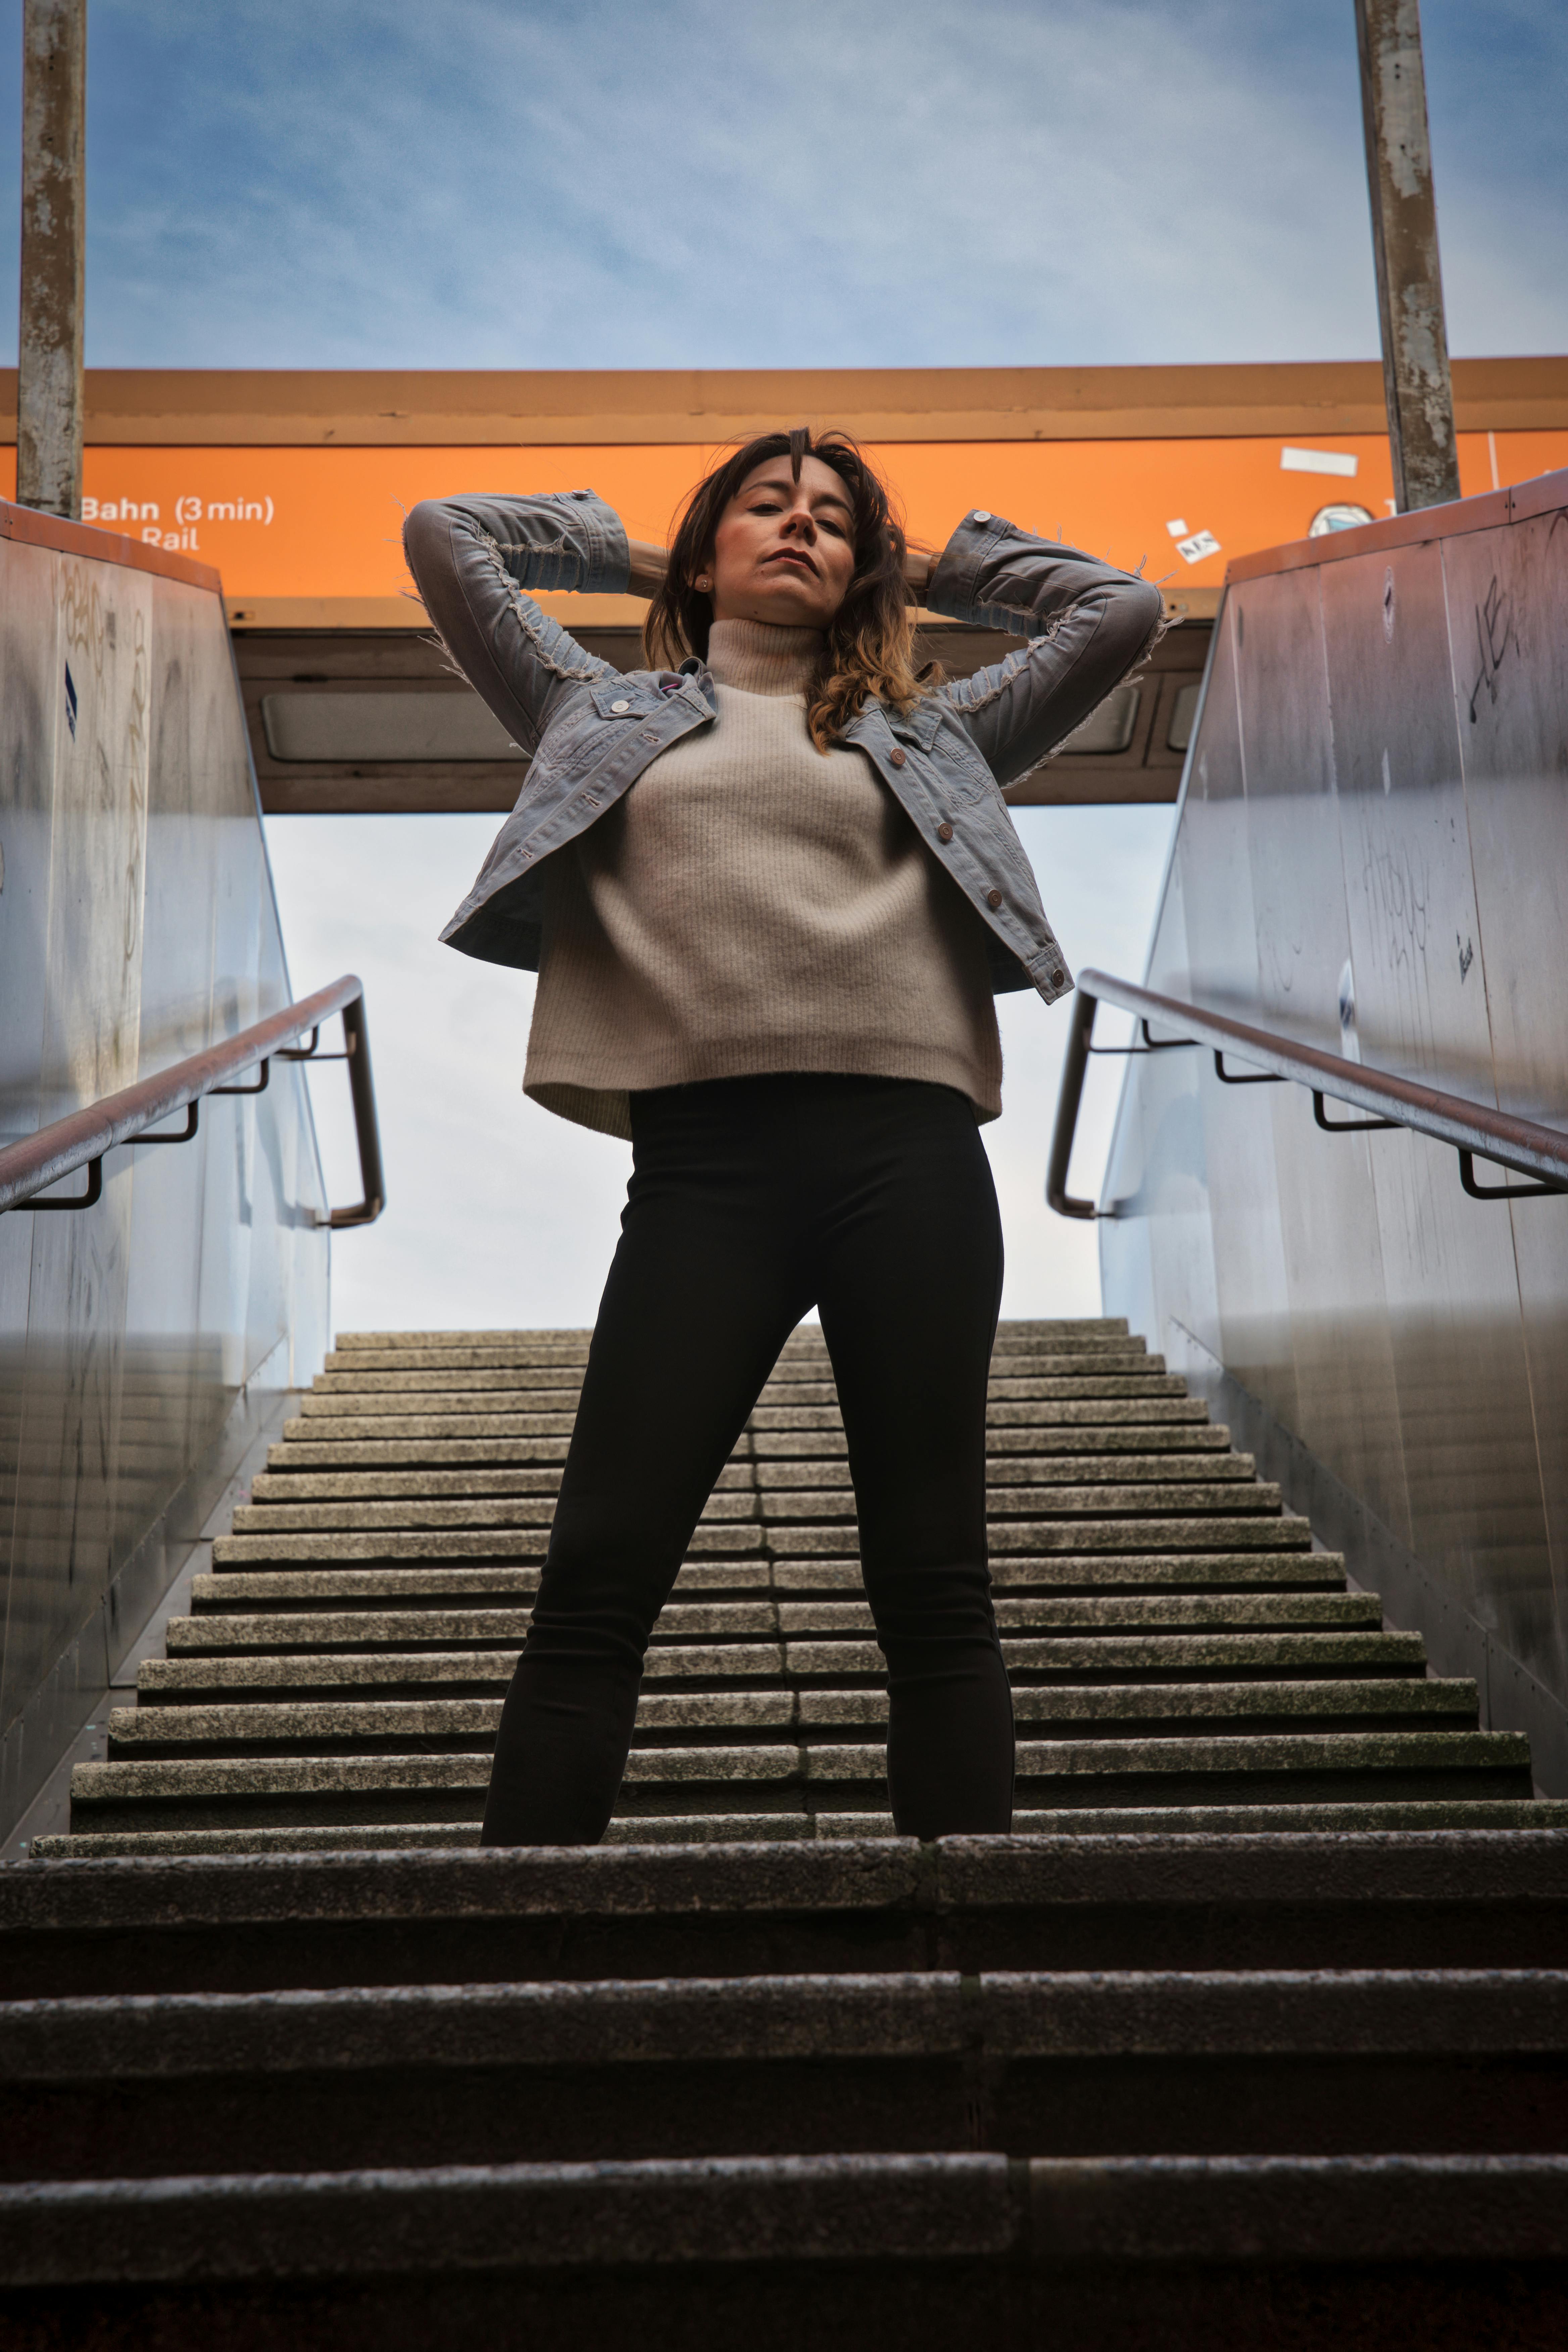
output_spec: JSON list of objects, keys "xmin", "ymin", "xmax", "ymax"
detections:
[{"xmin": 523, "ymin": 618, "xmax": 1003, "ymax": 1139}]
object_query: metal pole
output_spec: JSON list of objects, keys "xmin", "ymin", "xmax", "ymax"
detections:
[
  {"xmin": 17, "ymin": 0, "xmax": 87, "ymax": 519},
  {"xmin": 1353, "ymin": 0, "xmax": 1461, "ymax": 512}
]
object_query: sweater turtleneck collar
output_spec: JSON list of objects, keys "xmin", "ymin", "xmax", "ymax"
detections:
[{"xmin": 705, "ymin": 618, "xmax": 822, "ymax": 698}]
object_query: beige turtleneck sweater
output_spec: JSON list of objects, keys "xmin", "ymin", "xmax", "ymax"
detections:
[{"xmin": 523, "ymin": 618, "xmax": 1003, "ymax": 1139}]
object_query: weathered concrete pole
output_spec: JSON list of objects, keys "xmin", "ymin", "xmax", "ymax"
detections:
[
  {"xmin": 1353, "ymin": 0, "xmax": 1461, "ymax": 512},
  {"xmin": 17, "ymin": 0, "xmax": 87, "ymax": 519}
]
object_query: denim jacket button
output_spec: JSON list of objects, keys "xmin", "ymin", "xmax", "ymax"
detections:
[
  {"xmin": 937, "ymin": 822, "xmax": 954, "ymax": 843},
  {"xmin": 986, "ymin": 888, "xmax": 1003, "ymax": 910},
  {"xmin": 972, "ymin": 509, "xmax": 991, "ymax": 524},
  {"xmin": 1050, "ymin": 968, "xmax": 1066, "ymax": 987},
  {"xmin": 888, "ymin": 746, "xmax": 906, "ymax": 768},
  {"xmin": 609, "ymin": 699, "xmax": 630, "ymax": 714}
]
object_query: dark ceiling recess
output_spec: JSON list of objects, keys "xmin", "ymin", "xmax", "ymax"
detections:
[{"xmin": 236, "ymin": 622, "xmax": 1208, "ymax": 817}]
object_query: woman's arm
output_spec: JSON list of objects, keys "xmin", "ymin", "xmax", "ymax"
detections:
[
  {"xmin": 925, "ymin": 512, "xmax": 1163, "ymax": 785},
  {"xmin": 403, "ymin": 490, "xmax": 630, "ymax": 756}
]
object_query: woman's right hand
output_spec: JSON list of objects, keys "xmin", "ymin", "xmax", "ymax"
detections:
[{"xmin": 626, "ymin": 538, "xmax": 670, "ymax": 599}]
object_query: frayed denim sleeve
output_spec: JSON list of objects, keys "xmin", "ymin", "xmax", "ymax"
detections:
[
  {"xmin": 927, "ymin": 511, "xmax": 1165, "ymax": 786},
  {"xmin": 403, "ymin": 491, "xmax": 630, "ymax": 753}
]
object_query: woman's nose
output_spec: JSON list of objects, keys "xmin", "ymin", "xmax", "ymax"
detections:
[{"xmin": 783, "ymin": 511, "xmax": 816, "ymax": 542}]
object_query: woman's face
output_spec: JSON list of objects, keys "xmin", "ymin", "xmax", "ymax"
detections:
[{"xmin": 704, "ymin": 454, "xmax": 858, "ymax": 630}]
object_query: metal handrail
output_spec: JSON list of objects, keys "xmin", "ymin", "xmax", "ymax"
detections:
[
  {"xmin": 1048, "ymin": 967, "xmax": 1568, "ymax": 1221},
  {"xmin": 0, "ymin": 974, "xmax": 385, "ymax": 1226}
]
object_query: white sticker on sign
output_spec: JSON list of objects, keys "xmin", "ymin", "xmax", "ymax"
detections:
[
  {"xmin": 1176, "ymin": 530, "xmax": 1221, "ymax": 565},
  {"xmin": 1281, "ymin": 447, "xmax": 1359, "ymax": 478},
  {"xmin": 1165, "ymin": 518, "xmax": 1189, "ymax": 537}
]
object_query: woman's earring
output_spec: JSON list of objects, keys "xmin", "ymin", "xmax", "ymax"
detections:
[{"xmin": 695, "ymin": 575, "xmax": 712, "ymax": 593}]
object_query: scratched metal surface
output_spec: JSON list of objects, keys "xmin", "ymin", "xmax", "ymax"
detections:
[
  {"xmin": 1252, "ymin": 565, "xmax": 1412, "ymax": 1541},
  {"xmin": 1241, "ymin": 566, "xmax": 1414, "ymax": 1545},
  {"xmin": 0, "ymin": 534, "xmax": 329, "ymax": 1814},
  {"xmin": 1100, "ymin": 481, "xmax": 1568, "ymax": 1740},
  {"xmin": 1440, "ymin": 508, "xmax": 1568, "ymax": 1701},
  {"xmin": 1323, "ymin": 538, "xmax": 1554, "ymax": 1686}
]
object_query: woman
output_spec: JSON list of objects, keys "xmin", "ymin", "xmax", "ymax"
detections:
[{"xmin": 403, "ymin": 430, "xmax": 1161, "ymax": 1845}]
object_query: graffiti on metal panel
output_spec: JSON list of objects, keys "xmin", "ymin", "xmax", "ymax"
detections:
[
  {"xmin": 1362, "ymin": 838, "xmax": 1430, "ymax": 974},
  {"xmin": 1466, "ymin": 575, "xmax": 1515, "ymax": 723}
]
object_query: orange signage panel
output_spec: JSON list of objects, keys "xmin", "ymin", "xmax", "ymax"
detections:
[{"xmin": 1, "ymin": 427, "xmax": 1562, "ymax": 627}]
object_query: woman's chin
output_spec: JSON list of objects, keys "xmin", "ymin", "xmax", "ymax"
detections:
[{"xmin": 726, "ymin": 584, "xmax": 831, "ymax": 630}]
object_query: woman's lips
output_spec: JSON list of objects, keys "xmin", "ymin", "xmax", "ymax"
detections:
[{"xmin": 765, "ymin": 549, "xmax": 817, "ymax": 576}]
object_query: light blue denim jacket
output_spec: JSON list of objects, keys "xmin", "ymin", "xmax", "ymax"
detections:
[{"xmin": 403, "ymin": 490, "xmax": 1163, "ymax": 1003}]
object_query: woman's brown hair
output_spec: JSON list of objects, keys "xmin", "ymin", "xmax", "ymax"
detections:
[{"xmin": 644, "ymin": 427, "xmax": 932, "ymax": 752}]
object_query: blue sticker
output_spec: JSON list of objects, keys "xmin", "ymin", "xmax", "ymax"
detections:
[{"xmin": 64, "ymin": 663, "xmax": 78, "ymax": 739}]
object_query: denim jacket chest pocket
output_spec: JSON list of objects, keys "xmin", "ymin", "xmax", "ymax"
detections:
[
  {"xmin": 527, "ymin": 680, "xmax": 653, "ymax": 792},
  {"xmin": 533, "ymin": 676, "xmax": 712, "ymax": 821},
  {"xmin": 589, "ymin": 679, "xmax": 665, "ymax": 722},
  {"xmin": 887, "ymin": 698, "xmax": 945, "ymax": 754},
  {"xmin": 921, "ymin": 709, "xmax": 996, "ymax": 808}
]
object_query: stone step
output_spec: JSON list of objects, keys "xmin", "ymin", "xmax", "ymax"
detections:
[
  {"xmin": 201, "ymin": 1559, "xmax": 1355, "ymax": 1620},
  {"xmin": 181, "ymin": 1583, "xmax": 1378, "ymax": 1636},
  {"xmin": 66, "ymin": 1729, "xmax": 1534, "ymax": 1835},
  {"xmin": 5, "ymin": 1968, "xmax": 1567, "ymax": 2184},
  {"xmin": 4, "ymin": 2147, "xmax": 1566, "ymax": 2346},
  {"xmin": 207, "ymin": 1518, "xmax": 1315, "ymax": 1571},
  {"xmin": 10, "ymin": 1834, "xmax": 1568, "ymax": 1994},
  {"xmin": 316, "ymin": 1344, "xmax": 1157, "ymax": 1381},
  {"xmin": 304, "ymin": 1354, "xmax": 1161, "ymax": 1401},
  {"xmin": 39, "ymin": 1800, "xmax": 1568, "ymax": 1863},
  {"xmin": 330, "ymin": 1318, "xmax": 1129, "ymax": 1345},
  {"xmin": 260, "ymin": 1422, "xmax": 1233, "ymax": 1474},
  {"xmin": 245, "ymin": 1452, "xmax": 1255, "ymax": 1506},
  {"xmin": 337, "ymin": 1326, "xmax": 596, "ymax": 1346},
  {"xmin": 765, "ymin": 1375, "xmax": 1186, "ymax": 1406},
  {"xmin": 813, "ymin": 1630, "xmax": 1422, "ymax": 1678},
  {"xmin": 109, "ymin": 1680, "xmax": 1481, "ymax": 1759},
  {"xmin": 210, "ymin": 1526, "xmax": 746, "ymax": 1567},
  {"xmin": 198, "ymin": 1555, "xmax": 1354, "ymax": 1616},
  {"xmin": 294, "ymin": 1372, "xmax": 1190, "ymax": 1419},
  {"xmin": 183, "ymin": 1566, "xmax": 1357, "ymax": 1632},
  {"xmin": 146, "ymin": 1628, "xmax": 1431, "ymax": 1683},
  {"xmin": 284, "ymin": 1417, "xmax": 581, "ymax": 1444},
  {"xmin": 228, "ymin": 1482, "xmax": 1282, "ymax": 1535},
  {"xmin": 325, "ymin": 1344, "xmax": 595, "ymax": 1372},
  {"xmin": 276, "ymin": 1396, "xmax": 1214, "ymax": 1448}
]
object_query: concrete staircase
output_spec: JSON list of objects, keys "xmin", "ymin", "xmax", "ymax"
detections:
[
  {"xmin": 4, "ymin": 1317, "xmax": 1567, "ymax": 2343},
  {"xmin": 39, "ymin": 1319, "xmax": 1563, "ymax": 1850}
]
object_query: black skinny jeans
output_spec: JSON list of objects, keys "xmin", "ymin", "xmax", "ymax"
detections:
[{"xmin": 481, "ymin": 1073, "xmax": 1012, "ymax": 1845}]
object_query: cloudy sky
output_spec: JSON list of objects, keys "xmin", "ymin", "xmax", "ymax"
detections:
[
  {"xmin": 4, "ymin": 0, "xmax": 1565, "ymax": 370},
  {"xmin": 4, "ymin": 0, "xmax": 1561, "ymax": 1332}
]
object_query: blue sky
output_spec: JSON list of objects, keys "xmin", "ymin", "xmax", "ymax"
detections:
[
  {"xmin": 2, "ymin": 0, "xmax": 1565, "ymax": 368},
  {"xmin": 4, "ymin": 0, "xmax": 1562, "ymax": 1329}
]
